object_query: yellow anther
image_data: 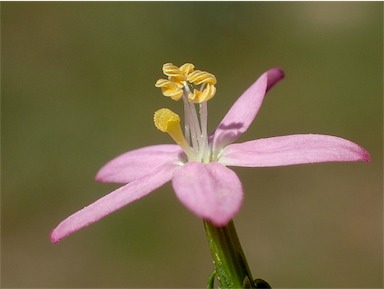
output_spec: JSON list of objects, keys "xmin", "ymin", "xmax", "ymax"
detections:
[
  {"xmin": 155, "ymin": 79, "xmax": 183, "ymax": 101},
  {"xmin": 188, "ymin": 70, "xmax": 217, "ymax": 85},
  {"xmin": 163, "ymin": 63, "xmax": 184, "ymax": 78},
  {"xmin": 179, "ymin": 63, "xmax": 195, "ymax": 76},
  {"xmin": 156, "ymin": 63, "xmax": 217, "ymax": 103},
  {"xmin": 161, "ymin": 63, "xmax": 187, "ymax": 89},
  {"xmin": 154, "ymin": 108, "xmax": 196, "ymax": 160},
  {"xmin": 189, "ymin": 83, "xmax": 216, "ymax": 103}
]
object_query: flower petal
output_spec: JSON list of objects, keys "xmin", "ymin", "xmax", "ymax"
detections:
[
  {"xmin": 51, "ymin": 163, "xmax": 178, "ymax": 243},
  {"xmin": 95, "ymin": 144, "xmax": 184, "ymax": 184},
  {"xmin": 172, "ymin": 162, "xmax": 243, "ymax": 226},
  {"xmin": 211, "ymin": 68, "xmax": 284, "ymax": 151},
  {"xmin": 220, "ymin": 134, "xmax": 371, "ymax": 167}
]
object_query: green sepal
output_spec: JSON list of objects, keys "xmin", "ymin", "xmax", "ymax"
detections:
[{"xmin": 206, "ymin": 270, "xmax": 216, "ymax": 289}]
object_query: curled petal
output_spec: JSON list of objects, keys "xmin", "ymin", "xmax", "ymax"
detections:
[
  {"xmin": 96, "ymin": 144, "xmax": 184, "ymax": 184},
  {"xmin": 211, "ymin": 68, "xmax": 285, "ymax": 152},
  {"xmin": 51, "ymin": 163, "xmax": 178, "ymax": 243},
  {"xmin": 172, "ymin": 162, "xmax": 243, "ymax": 226},
  {"xmin": 220, "ymin": 134, "xmax": 371, "ymax": 167}
]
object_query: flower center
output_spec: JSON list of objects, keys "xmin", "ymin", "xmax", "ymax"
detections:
[{"xmin": 154, "ymin": 63, "xmax": 217, "ymax": 163}]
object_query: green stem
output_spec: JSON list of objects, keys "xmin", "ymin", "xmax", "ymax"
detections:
[{"xmin": 204, "ymin": 220, "xmax": 255, "ymax": 288}]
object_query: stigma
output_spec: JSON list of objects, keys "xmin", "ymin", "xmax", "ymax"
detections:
[{"xmin": 154, "ymin": 108, "xmax": 197, "ymax": 161}]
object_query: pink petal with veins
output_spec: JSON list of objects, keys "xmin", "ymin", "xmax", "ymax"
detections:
[
  {"xmin": 96, "ymin": 144, "xmax": 184, "ymax": 184},
  {"xmin": 220, "ymin": 134, "xmax": 371, "ymax": 167},
  {"xmin": 172, "ymin": 162, "xmax": 243, "ymax": 226},
  {"xmin": 51, "ymin": 163, "xmax": 178, "ymax": 243},
  {"xmin": 212, "ymin": 68, "xmax": 284, "ymax": 151}
]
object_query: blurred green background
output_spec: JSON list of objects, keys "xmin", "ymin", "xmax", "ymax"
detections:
[{"xmin": 2, "ymin": 2, "xmax": 382, "ymax": 288}]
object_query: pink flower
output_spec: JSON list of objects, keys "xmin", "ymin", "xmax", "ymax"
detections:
[{"xmin": 50, "ymin": 64, "xmax": 370, "ymax": 243}]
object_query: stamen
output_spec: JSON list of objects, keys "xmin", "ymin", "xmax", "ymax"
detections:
[
  {"xmin": 182, "ymin": 85, "xmax": 201, "ymax": 151},
  {"xmin": 187, "ymin": 70, "xmax": 217, "ymax": 85},
  {"xmin": 155, "ymin": 63, "xmax": 218, "ymax": 163},
  {"xmin": 155, "ymin": 79, "xmax": 183, "ymax": 101},
  {"xmin": 179, "ymin": 63, "xmax": 195, "ymax": 76},
  {"xmin": 188, "ymin": 99, "xmax": 203, "ymax": 149},
  {"xmin": 154, "ymin": 108, "xmax": 196, "ymax": 160},
  {"xmin": 181, "ymin": 95, "xmax": 194, "ymax": 147},
  {"xmin": 199, "ymin": 101, "xmax": 210, "ymax": 163},
  {"xmin": 163, "ymin": 63, "xmax": 184, "ymax": 78},
  {"xmin": 162, "ymin": 63, "xmax": 187, "ymax": 86},
  {"xmin": 187, "ymin": 70, "xmax": 217, "ymax": 103},
  {"xmin": 189, "ymin": 83, "xmax": 216, "ymax": 103}
]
